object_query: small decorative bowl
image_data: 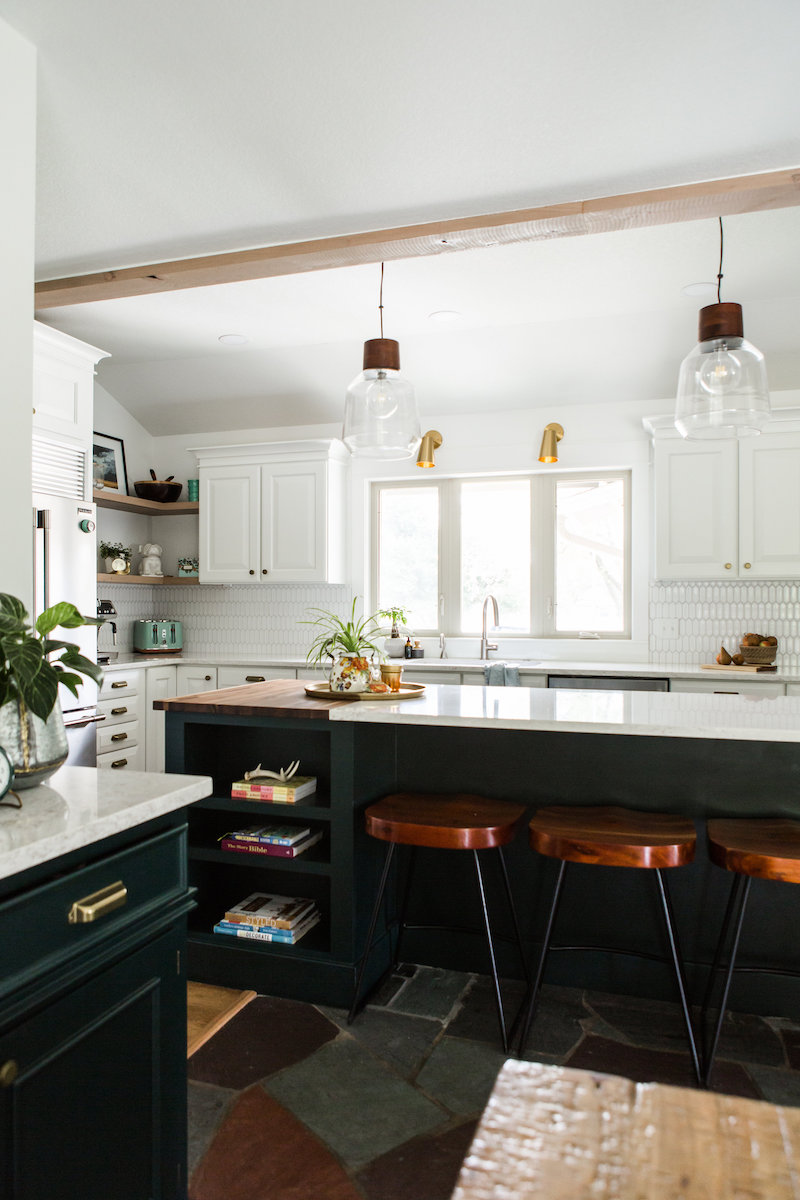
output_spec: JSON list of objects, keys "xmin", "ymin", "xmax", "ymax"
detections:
[
  {"xmin": 134, "ymin": 480, "xmax": 183, "ymax": 502},
  {"xmin": 739, "ymin": 642, "xmax": 777, "ymax": 665}
]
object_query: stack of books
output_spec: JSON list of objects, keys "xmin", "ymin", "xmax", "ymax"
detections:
[
  {"xmin": 218, "ymin": 823, "xmax": 322, "ymax": 859},
  {"xmin": 230, "ymin": 775, "xmax": 317, "ymax": 804},
  {"xmin": 213, "ymin": 892, "xmax": 320, "ymax": 945}
]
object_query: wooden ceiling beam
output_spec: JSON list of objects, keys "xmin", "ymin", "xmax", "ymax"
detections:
[{"xmin": 34, "ymin": 168, "xmax": 800, "ymax": 309}]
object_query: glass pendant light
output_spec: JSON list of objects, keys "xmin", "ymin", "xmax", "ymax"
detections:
[
  {"xmin": 675, "ymin": 219, "xmax": 770, "ymax": 439},
  {"xmin": 342, "ymin": 264, "xmax": 421, "ymax": 459}
]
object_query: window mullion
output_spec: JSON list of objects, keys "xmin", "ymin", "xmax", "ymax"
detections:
[
  {"xmin": 533, "ymin": 474, "xmax": 556, "ymax": 635},
  {"xmin": 439, "ymin": 478, "xmax": 459, "ymax": 634}
]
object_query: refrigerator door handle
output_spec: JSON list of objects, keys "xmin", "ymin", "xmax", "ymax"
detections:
[{"xmin": 33, "ymin": 507, "xmax": 51, "ymax": 615}]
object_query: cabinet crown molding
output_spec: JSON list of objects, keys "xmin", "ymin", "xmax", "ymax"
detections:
[
  {"xmin": 189, "ymin": 438, "xmax": 349, "ymax": 468},
  {"xmin": 644, "ymin": 409, "xmax": 800, "ymax": 440}
]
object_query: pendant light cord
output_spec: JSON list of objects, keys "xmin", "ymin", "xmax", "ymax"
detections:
[
  {"xmin": 379, "ymin": 262, "xmax": 384, "ymax": 338},
  {"xmin": 717, "ymin": 217, "xmax": 724, "ymax": 303}
]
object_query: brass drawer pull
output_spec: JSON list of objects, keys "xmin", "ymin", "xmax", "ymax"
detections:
[
  {"xmin": 111, "ymin": 680, "xmax": 128, "ymax": 689},
  {"xmin": 68, "ymin": 881, "xmax": 127, "ymax": 924},
  {"xmin": 245, "ymin": 675, "xmax": 266, "ymax": 682},
  {"xmin": 0, "ymin": 1060, "xmax": 19, "ymax": 1088},
  {"xmin": 111, "ymin": 706, "xmax": 128, "ymax": 715},
  {"xmin": 111, "ymin": 732, "xmax": 128, "ymax": 742},
  {"xmin": 111, "ymin": 758, "xmax": 128, "ymax": 769}
]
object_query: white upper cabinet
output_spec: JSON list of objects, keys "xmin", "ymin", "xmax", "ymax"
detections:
[
  {"xmin": 33, "ymin": 321, "xmax": 109, "ymax": 446},
  {"xmin": 195, "ymin": 440, "xmax": 348, "ymax": 585},
  {"xmin": 649, "ymin": 415, "xmax": 800, "ymax": 580}
]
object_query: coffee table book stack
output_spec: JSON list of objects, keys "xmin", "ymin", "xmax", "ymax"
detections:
[
  {"xmin": 213, "ymin": 892, "xmax": 321, "ymax": 945},
  {"xmin": 218, "ymin": 824, "xmax": 323, "ymax": 859},
  {"xmin": 230, "ymin": 775, "xmax": 317, "ymax": 804}
]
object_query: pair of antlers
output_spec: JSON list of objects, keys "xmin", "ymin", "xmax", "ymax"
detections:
[{"xmin": 244, "ymin": 760, "xmax": 300, "ymax": 783}]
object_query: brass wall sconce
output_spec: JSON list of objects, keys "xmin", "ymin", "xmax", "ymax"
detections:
[
  {"xmin": 416, "ymin": 430, "xmax": 442, "ymax": 468},
  {"xmin": 538, "ymin": 423, "xmax": 564, "ymax": 464}
]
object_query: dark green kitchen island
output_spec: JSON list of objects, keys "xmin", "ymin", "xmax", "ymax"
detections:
[{"xmin": 159, "ymin": 679, "xmax": 800, "ymax": 1016}]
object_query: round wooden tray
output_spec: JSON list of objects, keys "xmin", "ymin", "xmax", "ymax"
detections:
[{"xmin": 304, "ymin": 681, "xmax": 426, "ymax": 702}]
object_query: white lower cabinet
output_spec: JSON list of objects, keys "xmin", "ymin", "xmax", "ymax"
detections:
[
  {"xmin": 146, "ymin": 665, "xmax": 178, "ymax": 772},
  {"xmin": 97, "ymin": 668, "xmax": 144, "ymax": 765},
  {"xmin": 670, "ymin": 678, "xmax": 785, "ymax": 698},
  {"xmin": 216, "ymin": 666, "xmax": 296, "ymax": 689},
  {"xmin": 176, "ymin": 666, "xmax": 218, "ymax": 695},
  {"xmin": 96, "ymin": 744, "xmax": 145, "ymax": 771}
]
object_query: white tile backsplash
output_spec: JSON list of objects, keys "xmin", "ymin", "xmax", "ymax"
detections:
[{"xmin": 650, "ymin": 581, "xmax": 800, "ymax": 667}]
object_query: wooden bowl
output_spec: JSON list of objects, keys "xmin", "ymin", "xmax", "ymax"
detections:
[
  {"xmin": 133, "ymin": 480, "xmax": 183, "ymax": 502},
  {"xmin": 739, "ymin": 642, "xmax": 777, "ymax": 665}
]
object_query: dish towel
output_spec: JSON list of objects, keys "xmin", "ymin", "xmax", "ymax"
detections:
[{"xmin": 484, "ymin": 662, "xmax": 520, "ymax": 686}]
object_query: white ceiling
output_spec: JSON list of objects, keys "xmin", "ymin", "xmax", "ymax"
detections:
[{"xmin": 4, "ymin": 0, "xmax": 800, "ymax": 434}]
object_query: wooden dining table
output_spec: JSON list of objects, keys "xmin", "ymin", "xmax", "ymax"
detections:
[{"xmin": 451, "ymin": 1060, "xmax": 800, "ymax": 1198}]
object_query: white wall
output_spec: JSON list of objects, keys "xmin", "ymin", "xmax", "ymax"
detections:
[{"xmin": 0, "ymin": 19, "xmax": 35, "ymax": 608}]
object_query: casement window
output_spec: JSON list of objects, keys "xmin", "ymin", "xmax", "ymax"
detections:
[{"xmin": 371, "ymin": 471, "xmax": 630, "ymax": 638}]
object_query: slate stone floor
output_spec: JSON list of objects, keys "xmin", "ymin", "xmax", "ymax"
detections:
[{"xmin": 187, "ymin": 965, "xmax": 800, "ymax": 1200}]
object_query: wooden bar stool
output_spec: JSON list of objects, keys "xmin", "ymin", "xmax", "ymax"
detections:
[
  {"xmin": 347, "ymin": 792, "xmax": 528, "ymax": 1052},
  {"xmin": 703, "ymin": 818, "xmax": 800, "ymax": 1087},
  {"xmin": 517, "ymin": 805, "xmax": 701, "ymax": 1083}
]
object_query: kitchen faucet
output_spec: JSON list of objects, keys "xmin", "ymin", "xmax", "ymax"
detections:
[{"xmin": 480, "ymin": 595, "xmax": 499, "ymax": 659}]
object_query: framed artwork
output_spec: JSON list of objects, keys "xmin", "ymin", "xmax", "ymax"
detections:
[{"xmin": 92, "ymin": 432, "xmax": 129, "ymax": 495}]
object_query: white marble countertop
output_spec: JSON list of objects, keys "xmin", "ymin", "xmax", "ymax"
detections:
[
  {"xmin": 327, "ymin": 682, "xmax": 800, "ymax": 742},
  {"xmin": 99, "ymin": 653, "xmax": 800, "ymax": 683},
  {"xmin": 0, "ymin": 765, "xmax": 212, "ymax": 882}
]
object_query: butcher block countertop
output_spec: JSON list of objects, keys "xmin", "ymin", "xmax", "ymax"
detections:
[{"xmin": 154, "ymin": 679, "xmax": 348, "ymax": 719}]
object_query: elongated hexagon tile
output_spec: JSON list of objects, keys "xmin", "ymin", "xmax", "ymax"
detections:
[
  {"xmin": 264, "ymin": 1036, "xmax": 446, "ymax": 1166},
  {"xmin": 188, "ymin": 995, "xmax": 339, "ymax": 1088}
]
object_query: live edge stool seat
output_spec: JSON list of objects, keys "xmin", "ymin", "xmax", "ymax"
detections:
[
  {"xmin": 702, "ymin": 818, "xmax": 800, "ymax": 1087},
  {"xmin": 517, "ymin": 805, "xmax": 701, "ymax": 1082},
  {"xmin": 347, "ymin": 792, "xmax": 528, "ymax": 1052}
]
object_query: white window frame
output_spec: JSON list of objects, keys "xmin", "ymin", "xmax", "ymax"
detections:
[{"xmin": 371, "ymin": 470, "xmax": 631, "ymax": 640}]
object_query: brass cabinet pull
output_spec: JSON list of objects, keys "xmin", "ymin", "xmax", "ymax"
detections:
[
  {"xmin": 0, "ymin": 1060, "xmax": 19, "ymax": 1088},
  {"xmin": 261, "ymin": 569, "xmax": 268, "ymax": 575},
  {"xmin": 68, "ymin": 881, "xmax": 127, "ymax": 924},
  {"xmin": 111, "ymin": 680, "xmax": 128, "ymax": 689},
  {"xmin": 204, "ymin": 675, "xmax": 212, "ymax": 681},
  {"xmin": 111, "ymin": 758, "xmax": 128, "ymax": 769},
  {"xmin": 744, "ymin": 562, "xmax": 752, "ymax": 569},
  {"xmin": 111, "ymin": 706, "xmax": 127, "ymax": 715},
  {"xmin": 245, "ymin": 675, "xmax": 266, "ymax": 682},
  {"xmin": 249, "ymin": 569, "xmax": 255, "ymax": 575},
  {"xmin": 724, "ymin": 563, "xmax": 732, "ymax": 570},
  {"xmin": 110, "ymin": 732, "xmax": 128, "ymax": 742}
]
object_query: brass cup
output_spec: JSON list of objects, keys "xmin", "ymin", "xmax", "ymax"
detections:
[{"xmin": 380, "ymin": 663, "xmax": 403, "ymax": 692}]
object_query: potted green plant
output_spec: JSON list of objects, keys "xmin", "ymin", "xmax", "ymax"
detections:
[
  {"xmin": 0, "ymin": 593, "xmax": 102, "ymax": 788},
  {"xmin": 99, "ymin": 540, "xmax": 132, "ymax": 574},
  {"xmin": 378, "ymin": 606, "xmax": 410, "ymax": 658},
  {"xmin": 302, "ymin": 597, "xmax": 382, "ymax": 692}
]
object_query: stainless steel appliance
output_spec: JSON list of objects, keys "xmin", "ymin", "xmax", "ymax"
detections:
[
  {"xmin": 546, "ymin": 675, "xmax": 670, "ymax": 692},
  {"xmin": 97, "ymin": 598, "xmax": 119, "ymax": 663},
  {"xmin": 33, "ymin": 493, "xmax": 104, "ymax": 763},
  {"xmin": 133, "ymin": 619, "xmax": 183, "ymax": 653}
]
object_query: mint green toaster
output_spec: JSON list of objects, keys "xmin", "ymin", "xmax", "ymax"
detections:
[{"xmin": 133, "ymin": 619, "xmax": 183, "ymax": 653}]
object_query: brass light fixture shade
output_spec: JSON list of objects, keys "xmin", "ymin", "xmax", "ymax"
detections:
[
  {"xmin": 538, "ymin": 423, "xmax": 564, "ymax": 464},
  {"xmin": 416, "ymin": 429, "xmax": 442, "ymax": 468}
]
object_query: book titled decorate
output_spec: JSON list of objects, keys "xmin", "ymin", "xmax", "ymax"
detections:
[
  {"xmin": 213, "ymin": 911, "xmax": 320, "ymax": 944},
  {"xmin": 220, "ymin": 831, "xmax": 322, "ymax": 859},
  {"xmin": 223, "ymin": 892, "xmax": 316, "ymax": 929},
  {"xmin": 230, "ymin": 776, "xmax": 317, "ymax": 803}
]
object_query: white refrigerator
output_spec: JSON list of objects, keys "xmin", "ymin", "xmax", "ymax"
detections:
[{"xmin": 33, "ymin": 494, "xmax": 102, "ymax": 764}]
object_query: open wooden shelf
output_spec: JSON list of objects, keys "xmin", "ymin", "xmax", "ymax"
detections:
[
  {"xmin": 93, "ymin": 489, "xmax": 199, "ymax": 515},
  {"xmin": 96, "ymin": 573, "xmax": 200, "ymax": 585}
]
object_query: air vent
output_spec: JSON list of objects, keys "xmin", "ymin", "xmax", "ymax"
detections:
[{"xmin": 32, "ymin": 436, "xmax": 87, "ymax": 500}]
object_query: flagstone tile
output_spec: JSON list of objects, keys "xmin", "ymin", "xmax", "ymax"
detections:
[
  {"xmin": 320, "ymin": 1004, "xmax": 444, "ymax": 1076},
  {"xmin": 415, "ymin": 1038, "xmax": 506, "ymax": 1116},
  {"xmin": 747, "ymin": 1063, "xmax": 800, "ymax": 1107},
  {"xmin": 188, "ymin": 995, "xmax": 339, "ymax": 1089},
  {"xmin": 383, "ymin": 965, "xmax": 473, "ymax": 1021},
  {"xmin": 187, "ymin": 1082, "xmax": 234, "ymax": 1176},
  {"xmin": 567, "ymin": 1034, "xmax": 761, "ymax": 1098},
  {"xmin": 188, "ymin": 1086, "xmax": 361, "ymax": 1200},
  {"xmin": 355, "ymin": 1119, "xmax": 478, "ymax": 1200},
  {"xmin": 264, "ymin": 1036, "xmax": 446, "ymax": 1167}
]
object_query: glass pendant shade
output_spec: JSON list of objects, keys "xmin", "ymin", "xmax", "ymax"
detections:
[
  {"xmin": 342, "ymin": 338, "xmax": 421, "ymax": 459},
  {"xmin": 675, "ymin": 303, "xmax": 770, "ymax": 439}
]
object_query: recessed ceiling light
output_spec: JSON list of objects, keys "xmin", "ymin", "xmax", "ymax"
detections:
[
  {"xmin": 681, "ymin": 282, "xmax": 717, "ymax": 299},
  {"xmin": 428, "ymin": 310, "xmax": 462, "ymax": 322},
  {"xmin": 218, "ymin": 333, "xmax": 249, "ymax": 345}
]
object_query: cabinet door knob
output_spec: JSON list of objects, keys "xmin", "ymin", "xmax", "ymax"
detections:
[
  {"xmin": 0, "ymin": 1060, "xmax": 18, "ymax": 1088},
  {"xmin": 724, "ymin": 563, "xmax": 732, "ymax": 570},
  {"xmin": 262, "ymin": 569, "xmax": 268, "ymax": 575},
  {"xmin": 249, "ymin": 569, "xmax": 255, "ymax": 575},
  {"xmin": 204, "ymin": 675, "xmax": 212, "ymax": 681},
  {"xmin": 744, "ymin": 562, "xmax": 752, "ymax": 569}
]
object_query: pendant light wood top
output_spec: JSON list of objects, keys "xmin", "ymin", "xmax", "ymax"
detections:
[
  {"xmin": 363, "ymin": 338, "xmax": 400, "ymax": 371},
  {"xmin": 698, "ymin": 302, "xmax": 744, "ymax": 342}
]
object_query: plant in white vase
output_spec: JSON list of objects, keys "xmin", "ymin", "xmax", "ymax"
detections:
[
  {"xmin": 302, "ymin": 598, "xmax": 382, "ymax": 692},
  {"xmin": 378, "ymin": 607, "xmax": 410, "ymax": 658}
]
